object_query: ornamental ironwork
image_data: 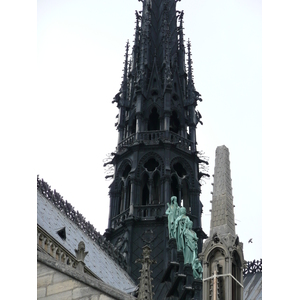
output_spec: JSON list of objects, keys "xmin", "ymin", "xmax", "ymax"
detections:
[{"xmin": 243, "ymin": 259, "xmax": 262, "ymax": 275}]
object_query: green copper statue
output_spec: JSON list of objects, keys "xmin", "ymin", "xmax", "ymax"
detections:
[
  {"xmin": 166, "ymin": 196, "xmax": 180, "ymax": 239},
  {"xmin": 183, "ymin": 220, "xmax": 198, "ymax": 265},
  {"xmin": 192, "ymin": 258, "xmax": 203, "ymax": 280},
  {"xmin": 175, "ymin": 206, "xmax": 190, "ymax": 251}
]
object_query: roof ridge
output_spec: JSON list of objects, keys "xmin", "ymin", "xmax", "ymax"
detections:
[{"xmin": 37, "ymin": 175, "xmax": 127, "ymax": 270}]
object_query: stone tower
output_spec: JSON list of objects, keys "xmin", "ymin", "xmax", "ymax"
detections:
[
  {"xmin": 200, "ymin": 146, "xmax": 245, "ymax": 300},
  {"xmin": 104, "ymin": 1, "xmax": 208, "ymax": 298}
]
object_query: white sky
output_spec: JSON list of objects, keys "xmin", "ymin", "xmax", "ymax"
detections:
[{"xmin": 36, "ymin": 0, "xmax": 262, "ymax": 262}]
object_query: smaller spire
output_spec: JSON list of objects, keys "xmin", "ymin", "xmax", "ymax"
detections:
[
  {"xmin": 186, "ymin": 39, "xmax": 202, "ymax": 105},
  {"xmin": 121, "ymin": 40, "xmax": 130, "ymax": 106},
  {"xmin": 135, "ymin": 245, "xmax": 156, "ymax": 300}
]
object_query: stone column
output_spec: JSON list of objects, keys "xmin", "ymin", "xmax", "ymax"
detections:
[{"xmin": 192, "ymin": 279, "xmax": 203, "ymax": 300}]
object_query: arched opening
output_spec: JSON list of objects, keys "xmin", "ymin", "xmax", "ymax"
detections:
[
  {"xmin": 148, "ymin": 107, "xmax": 160, "ymax": 131},
  {"xmin": 118, "ymin": 164, "xmax": 131, "ymax": 215},
  {"xmin": 144, "ymin": 158, "xmax": 159, "ymax": 172},
  {"xmin": 131, "ymin": 116, "xmax": 136, "ymax": 134},
  {"xmin": 171, "ymin": 175, "xmax": 179, "ymax": 202},
  {"xmin": 125, "ymin": 179, "xmax": 131, "ymax": 210},
  {"xmin": 119, "ymin": 181, "xmax": 125, "ymax": 214},
  {"xmin": 170, "ymin": 110, "xmax": 180, "ymax": 134},
  {"xmin": 232, "ymin": 251, "xmax": 242, "ymax": 300},
  {"xmin": 207, "ymin": 248, "xmax": 226, "ymax": 300},
  {"xmin": 142, "ymin": 173, "xmax": 150, "ymax": 206},
  {"xmin": 152, "ymin": 172, "xmax": 160, "ymax": 204},
  {"xmin": 181, "ymin": 179, "xmax": 190, "ymax": 213},
  {"xmin": 173, "ymin": 162, "xmax": 187, "ymax": 177}
]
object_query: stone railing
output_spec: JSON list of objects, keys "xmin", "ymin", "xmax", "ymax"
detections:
[
  {"xmin": 111, "ymin": 208, "xmax": 130, "ymax": 229},
  {"xmin": 37, "ymin": 225, "xmax": 99, "ymax": 279},
  {"xmin": 117, "ymin": 130, "xmax": 194, "ymax": 152},
  {"xmin": 243, "ymin": 259, "xmax": 262, "ymax": 275},
  {"xmin": 134, "ymin": 204, "xmax": 165, "ymax": 218},
  {"xmin": 37, "ymin": 176, "xmax": 127, "ymax": 270}
]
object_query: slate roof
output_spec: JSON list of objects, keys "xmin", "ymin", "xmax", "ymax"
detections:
[
  {"xmin": 243, "ymin": 272, "xmax": 262, "ymax": 300},
  {"xmin": 37, "ymin": 178, "xmax": 137, "ymax": 294}
]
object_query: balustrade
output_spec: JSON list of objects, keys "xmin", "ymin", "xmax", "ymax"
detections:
[
  {"xmin": 37, "ymin": 226, "xmax": 96, "ymax": 277},
  {"xmin": 111, "ymin": 208, "xmax": 130, "ymax": 229},
  {"xmin": 117, "ymin": 130, "xmax": 194, "ymax": 152},
  {"xmin": 134, "ymin": 204, "xmax": 165, "ymax": 219}
]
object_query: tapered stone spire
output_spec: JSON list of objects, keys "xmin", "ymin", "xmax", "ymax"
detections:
[
  {"xmin": 200, "ymin": 146, "xmax": 245, "ymax": 300},
  {"xmin": 135, "ymin": 245, "xmax": 156, "ymax": 300},
  {"xmin": 210, "ymin": 145, "xmax": 235, "ymax": 237}
]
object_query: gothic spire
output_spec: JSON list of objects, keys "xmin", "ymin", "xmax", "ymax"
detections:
[
  {"xmin": 135, "ymin": 245, "xmax": 156, "ymax": 300},
  {"xmin": 186, "ymin": 39, "xmax": 202, "ymax": 106}
]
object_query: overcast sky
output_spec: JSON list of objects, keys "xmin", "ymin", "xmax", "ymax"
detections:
[{"xmin": 36, "ymin": 0, "xmax": 262, "ymax": 262}]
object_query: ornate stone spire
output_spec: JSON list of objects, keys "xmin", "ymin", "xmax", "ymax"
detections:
[
  {"xmin": 135, "ymin": 245, "xmax": 156, "ymax": 300},
  {"xmin": 210, "ymin": 145, "xmax": 236, "ymax": 237}
]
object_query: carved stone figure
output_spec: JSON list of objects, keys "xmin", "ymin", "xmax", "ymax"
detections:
[
  {"xmin": 183, "ymin": 220, "xmax": 198, "ymax": 265},
  {"xmin": 174, "ymin": 206, "xmax": 190, "ymax": 251},
  {"xmin": 165, "ymin": 196, "xmax": 180, "ymax": 239},
  {"xmin": 192, "ymin": 258, "xmax": 203, "ymax": 280}
]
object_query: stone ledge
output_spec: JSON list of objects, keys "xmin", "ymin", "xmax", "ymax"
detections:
[{"xmin": 37, "ymin": 251, "xmax": 137, "ymax": 300}]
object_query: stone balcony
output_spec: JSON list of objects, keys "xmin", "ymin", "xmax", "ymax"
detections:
[{"xmin": 118, "ymin": 130, "xmax": 194, "ymax": 152}]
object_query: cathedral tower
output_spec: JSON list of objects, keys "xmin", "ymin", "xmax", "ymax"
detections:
[{"xmin": 104, "ymin": 1, "xmax": 208, "ymax": 297}]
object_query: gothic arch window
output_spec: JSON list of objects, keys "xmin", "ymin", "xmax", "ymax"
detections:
[
  {"xmin": 148, "ymin": 107, "xmax": 160, "ymax": 131},
  {"xmin": 173, "ymin": 162, "xmax": 187, "ymax": 177},
  {"xmin": 140, "ymin": 157, "xmax": 161, "ymax": 205},
  {"xmin": 141, "ymin": 173, "xmax": 150, "ymax": 206},
  {"xmin": 144, "ymin": 158, "xmax": 159, "ymax": 171},
  {"xmin": 232, "ymin": 251, "xmax": 242, "ymax": 300},
  {"xmin": 171, "ymin": 175, "xmax": 179, "ymax": 201},
  {"xmin": 171, "ymin": 162, "xmax": 190, "ymax": 209},
  {"xmin": 170, "ymin": 110, "xmax": 180, "ymax": 134},
  {"xmin": 152, "ymin": 172, "xmax": 160, "ymax": 204},
  {"xmin": 130, "ymin": 116, "xmax": 136, "ymax": 135},
  {"xmin": 181, "ymin": 179, "xmax": 190, "ymax": 212},
  {"xmin": 207, "ymin": 247, "xmax": 226, "ymax": 300},
  {"xmin": 119, "ymin": 181, "xmax": 125, "ymax": 214},
  {"xmin": 125, "ymin": 179, "xmax": 131, "ymax": 210},
  {"xmin": 118, "ymin": 164, "xmax": 131, "ymax": 215}
]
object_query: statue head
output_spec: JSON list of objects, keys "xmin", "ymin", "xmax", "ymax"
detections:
[
  {"xmin": 170, "ymin": 196, "xmax": 177, "ymax": 204},
  {"xmin": 179, "ymin": 206, "xmax": 186, "ymax": 215},
  {"xmin": 188, "ymin": 220, "xmax": 193, "ymax": 229}
]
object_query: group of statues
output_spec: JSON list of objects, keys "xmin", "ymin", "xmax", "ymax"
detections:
[{"xmin": 166, "ymin": 196, "xmax": 203, "ymax": 280}]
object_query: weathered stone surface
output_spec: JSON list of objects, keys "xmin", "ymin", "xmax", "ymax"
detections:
[
  {"xmin": 43, "ymin": 290, "xmax": 72, "ymax": 300},
  {"xmin": 72, "ymin": 286, "xmax": 99, "ymax": 299},
  {"xmin": 37, "ymin": 251, "xmax": 136, "ymax": 300},
  {"xmin": 52, "ymin": 270, "xmax": 72, "ymax": 284},
  {"xmin": 46, "ymin": 279, "xmax": 81, "ymax": 296},
  {"xmin": 37, "ymin": 274, "xmax": 53, "ymax": 288},
  {"xmin": 37, "ymin": 263, "xmax": 55, "ymax": 278},
  {"xmin": 100, "ymin": 295, "xmax": 115, "ymax": 300},
  {"xmin": 37, "ymin": 287, "xmax": 46, "ymax": 298}
]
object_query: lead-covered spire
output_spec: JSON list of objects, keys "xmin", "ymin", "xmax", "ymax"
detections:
[{"xmin": 112, "ymin": 0, "xmax": 204, "ymax": 150}]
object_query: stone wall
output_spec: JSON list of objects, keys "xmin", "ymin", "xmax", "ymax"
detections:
[{"xmin": 37, "ymin": 251, "xmax": 136, "ymax": 300}]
